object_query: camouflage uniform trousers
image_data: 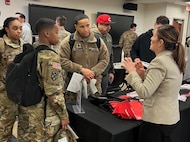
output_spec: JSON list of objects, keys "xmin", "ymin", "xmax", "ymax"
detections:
[
  {"xmin": 0, "ymin": 90, "xmax": 18, "ymax": 142},
  {"xmin": 17, "ymin": 99, "xmax": 45, "ymax": 142},
  {"xmin": 44, "ymin": 101, "xmax": 71, "ymax": 142},
  {"xmin": 44, "ymin": 101, "xmax": 61, "ymax": 142},
  {"xmin": 18, "ymin": 99, "xmax": 70, "ymax": 142},
  {"xmin": 123, "ymin": 48, "xmax": 131, "ymax": 57},
  {"xmin": 45, "ymin": 108, "xmax": 76, "ymax": 142}
]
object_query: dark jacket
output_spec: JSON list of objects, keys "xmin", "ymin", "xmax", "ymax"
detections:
[{"xmin": 130, "ymin": 29, "xmax": 155, "ymax": 63}]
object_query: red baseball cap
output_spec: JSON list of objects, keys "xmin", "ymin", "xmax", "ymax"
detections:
[{"xmin": 96, "ymin": 14, "xmax": 113, "ymax": 25}]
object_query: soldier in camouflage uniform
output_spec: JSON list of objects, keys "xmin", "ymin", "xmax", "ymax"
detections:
[
  {"xmin": 53, "ymin": 16, "xmax": 71, "ymax": 53},
  {"xmin": 18, "ymin": 18, "xmax": 70, "ymax": 142},
  {"xmin": 91, "ymin": 14, "xmax": 115, "ymax": 95},
  {"xmin": 59, "ymin": 14, "xmax": 109, "ymax": 100},
  {"xmin": 0, "ymin": 17, "xmax": 23, "ymax": 142},
  {"xmin": 54, "ymin": 16, "xmax": 71, "ymax": 92},
  {"xmin": 119, "ymin": 23, "xmax": 138, "ymax": 57}
]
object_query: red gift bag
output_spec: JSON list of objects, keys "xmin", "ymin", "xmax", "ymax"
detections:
[{"xmin": 109, "ymin": 99, "xmax": 143, "ymax": 120}]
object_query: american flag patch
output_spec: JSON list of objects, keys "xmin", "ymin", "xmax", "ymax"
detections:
[{"xmin": 52, "ymin": 62, "xmax": 61, "ymax": 70}]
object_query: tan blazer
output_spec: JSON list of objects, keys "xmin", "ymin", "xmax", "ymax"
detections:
[{"xmin": 126, "ymin": 51, "xmax": 182, "ymax": 125}]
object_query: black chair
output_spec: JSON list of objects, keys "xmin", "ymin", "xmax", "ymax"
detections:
[
  {"xmin": 106, "ymin": 69, "xmax": 127, "ymax": 93},
  {"xmin": 112, "ymin": 45, "xmax": 123, "ymax": 63}
]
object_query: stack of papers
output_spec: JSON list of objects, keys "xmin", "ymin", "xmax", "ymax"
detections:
[
  {"xmin": 127, "ymin": 91, "xmax": 138, "ymax": 98},
  {"xmin": 180, "ymin": 84, "xmax": 190, "ymax": 90}
]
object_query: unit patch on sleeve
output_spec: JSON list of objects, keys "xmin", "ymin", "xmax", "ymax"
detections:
[{"xmin": 51, "ymin": 71, "xmax": 58, "ymax": 81}]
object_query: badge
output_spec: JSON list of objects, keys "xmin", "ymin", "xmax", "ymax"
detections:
[
  {"xmin": 89, "ymin": 47, "xmax": 98, "ymax": 51},
  {"xmin": 51, "ymin": 71, "xmax": 58, "ymax": 81},
  {"xmin": 106, "ymin": 37, "xmax": 112, "ymax": 43},
  {"xmin": 76, "ymin": 43, "xmax": 82, "ymax": 49},
  {"xmin": 52, "ymin": 62, "xmax": 61, "ymax": 70},
  {"xmin": 75, "ymin": 43, "xmax": 83, "ymax": 51}
]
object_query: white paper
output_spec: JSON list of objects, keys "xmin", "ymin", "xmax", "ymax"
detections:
[
  {"xmin": 58, "ymin": 137, "xmax": 68, "ymax": 142},
  {"xmin": 178, "ymin": 94, "xmax": 187, "ymax": 102},
  {"xmin": 88, "ymin": 79, "xmax": 97, "ymax": 94},
  {"xmin": 58, "ymin": 125, "xmax": 79, "ymax": 142},
  {"xmin": 82, "ymin": 79, "xmax": 88, "ymax": 99},
  {"xmin": 127, "ymin": 91, "xmax": 138, "ymax": 97},
  {"xmin": 67, "ymin": 125, "xmax": 79, "ymax": 139},
  {"xmin": 142, "ymin": 61, "xmax": 149, "ymax": 68},
  {"xmin": 180, "ymin": 84, "xmax": 190, "ymax": 90},
  {"xmin": 67, "ymin": 72, "xmax": 83, "ymax": 93},
  {"xmin": 82, "ymin": 79, "xmax": 97, "ymax": 98}
]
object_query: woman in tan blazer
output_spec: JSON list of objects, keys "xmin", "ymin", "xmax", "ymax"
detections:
[{"xmin": 122, "ymin": 25, "xmax": 186, "ymax": 142}]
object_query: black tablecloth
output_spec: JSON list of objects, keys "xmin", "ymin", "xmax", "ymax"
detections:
[
  {"xmin": 172, "ymin": 89, "xmax": 190, "ymax": 142},
  {"xmin": 67, "ymin": 89, "xmax": 190, "ymax": 142}
]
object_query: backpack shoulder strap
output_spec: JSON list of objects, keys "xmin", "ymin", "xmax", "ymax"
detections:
[
  {"xmin": 69, "ymin": 33, "xmax": 75, "ymax": 50},
  {"xmin": 94, "ymin": 33, "xmax": 101, "ymax": 49},
  {"xmin": 36, "ymin": 45, "xmax": 57, "ymax": 54},
  {"xmin": 0, "ymin": 38, "xmax": 5, "ymax": 53},
  {"xmin": 69, "ymin": 33, "xmax": 101, "ymax": 50}
]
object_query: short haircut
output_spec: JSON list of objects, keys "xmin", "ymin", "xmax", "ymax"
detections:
[
  {"xmin": 130, "ymin": 23, "xmax": 137, "ymax": 28},
  {"xmin": 74, "ymin": 14, "xmax": 89, "ymax": 25},
  {"xmin": 156, "ymin": 15, "xmax": 169, "ymax": 25},
  {"xmin": 35, "ymin": 18, "xmax": 55, "ymax": 33},
  {"xmin": 15, "ymin": 12, "xmax": 25, "ymax": 19},
  {"xmin": 56, "ymin": 16, "xmax": 67, "ymax": 26}
]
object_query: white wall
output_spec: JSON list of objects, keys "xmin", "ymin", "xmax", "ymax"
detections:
[
  {"xmin": 0, "ymin": 0, "xmax": 145, "ymax": 35},
  {"xmin": 0, "ymin": 0, "xmax": 189, "ymax": 44},
  {"xmin": 143, "ymin": 4, "xmax": 167, "ymax": 31}
]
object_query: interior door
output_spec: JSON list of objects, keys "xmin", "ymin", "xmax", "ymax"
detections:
[{"xmin": 172, "ymin": 18, "xmax": 184, "ymax": 42}]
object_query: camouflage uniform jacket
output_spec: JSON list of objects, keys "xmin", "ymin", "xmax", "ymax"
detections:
[
  {"xmin": 119, "ymin": 29, "xmax": 138, "ymax": 57},
  {"xmin": 37, "ymin": 46, "xmax": 68, "ymax": 120},
  {"xmin": 0, "ymin": 35, "xmax": 24, "ymax": 92},
  {"xmin": 59, "ymin": 30, "xmax": 109, "ymax": 76},
  {"xmin": 53, "ymin": 28, "xmax": 71, "ymax": 53},
  {"xmin": 58, "ymin": 28, "xmax": 71, "ymax": 43},
  {"xmin": 91, "ymin": 26, "xmax": 115, "ymax": 76}
]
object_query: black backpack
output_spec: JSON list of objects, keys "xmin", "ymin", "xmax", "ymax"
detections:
[
  {"xmin": 5, "ymin": 43, "xmax": 55, "ymax": 107},
  {"xmin": 186, "ymin": 36, "xmax": 190, "ymax": 47}
]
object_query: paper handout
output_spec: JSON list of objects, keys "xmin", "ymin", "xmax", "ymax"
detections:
[{"xmin": 67, "ymin": 72, "xmax": 83, "ymax": 93}]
